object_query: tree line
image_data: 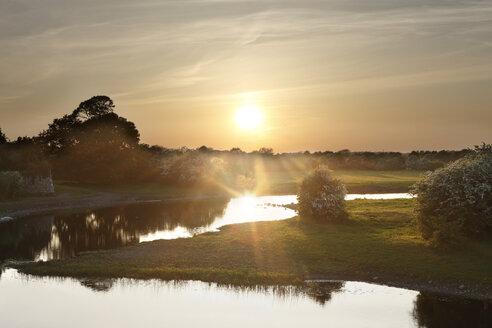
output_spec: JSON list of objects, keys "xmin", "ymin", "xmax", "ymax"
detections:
[{"xmin": 0, "ymin": 95, "xmax": 478, "ymax": 185}]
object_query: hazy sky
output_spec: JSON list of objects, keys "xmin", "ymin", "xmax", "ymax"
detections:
[{"xmin": 1, "ymin": 0, "xmax": 491, "ymax": 152}]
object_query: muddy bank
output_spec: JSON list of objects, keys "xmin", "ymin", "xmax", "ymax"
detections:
[
  {"xmin": 0, "ymin": 191, "xmax": 234, "ymax": 219},
  {"xmin": 307, "ymin": 272, "xmax": 492, "ymax": 301},
  {"xmin": 11, "ymin": 262, "xmax": 491, "ymax": 301},
  {"xmin": 0, "ymin": 193, "xmax": 161, "ymax": 219}
]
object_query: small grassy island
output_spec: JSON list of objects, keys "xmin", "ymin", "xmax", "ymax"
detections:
[{"xmin": 15, "ymin": 198, "xmax": 492, "ymax": 299}]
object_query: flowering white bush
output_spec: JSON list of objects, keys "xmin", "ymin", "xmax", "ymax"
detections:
[
  {"xmin": 297, "ymin": 167, "xmax": 347, "ymax": 222},
  {"xmin": 159, "ymin": 153, "xmax": 255, "ymax": 192},
  {"xmin": 160, "ymin": 153, "xmax": 225, "ymax": 185},
  {"xmin": 411, "ymin": 146, "xmax": 492, "ymax": 245}
]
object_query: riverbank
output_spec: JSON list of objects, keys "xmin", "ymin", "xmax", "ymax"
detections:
[
  {"xmin": 0, "ymin": 192, "xmax": 159, "ymax": 219},
  {"xmin": 13, "ymin": 199, "xmax": 492, "ymax": 300},
  {"xmin": 0, "ymin": 170, "xmax": 423, "ymax": 219}
]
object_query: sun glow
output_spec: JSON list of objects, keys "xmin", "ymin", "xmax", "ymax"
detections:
[{"xmin": 235, "ymin": 105, "xmax": 263, "ymax": 131}]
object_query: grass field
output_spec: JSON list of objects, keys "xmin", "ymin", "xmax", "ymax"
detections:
[
  {"xmin": 53, "ymin": 170, "xmax": 425, "ymax": 197},
  {"xmin": 16, "ymin": 198, "xmax": 492, "ymax": 294},
  {"xmin": 260, "ymin": 170, "xmax": 424, "ymax": 194}
]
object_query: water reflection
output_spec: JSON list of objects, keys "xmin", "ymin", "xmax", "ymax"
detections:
[
  {"xmin": 413, "ymin": 292, "xmax": 492, "ymax": 328},
  {"xmin": 77, "ymin": 276, "xmax": 345, "ymax": 305},
  {"xmin": 80, "ymin": 278, "xmax": 115, "ymax": 292},
  {"xmin": 0, "ymin": 193, "xmax": 412, "ymax": 262},
  {"xmin": 302, "ymin": 281, "xmax": 345, "ymax": 305},
  {"xmin": 0, "ymin": 269, "xmax": 489, "ymax": 328},
  {"xmin": 0, "ymin": 215, "xmax": 53, "ymax": 261},
  {"xmin": 0, "ymin": 198, "xmax": 229, "ymax": 261}
]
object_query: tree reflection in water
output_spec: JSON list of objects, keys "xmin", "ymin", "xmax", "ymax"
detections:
[
  {"xmin": 80, "ymin": 278, "xmax": 115, "ymax": 292},
  {"xmin": 0, "ymin": 215, "xmax": 53, "ymax": 261},
  {"xmin": 77, "ymin": 276, "xmax": 345, "ymax": 307},
  {"xmin": 412, "ymin": 292, "xmax": 492, "ymax": 328},
  {"xmin": 302, "ymin": 281, "xmax": 345, "ymax": 305},
  {"xmin": 0, "ymin": 198, "xmax": 229, "ymax": 261}
]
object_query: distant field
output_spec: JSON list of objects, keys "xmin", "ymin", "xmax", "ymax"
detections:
[
  {"xmin": 53, "ymin": 170, "xmax": 425, "ymax": 197},
  {"xmin": 257, "ymin": 169, "xmax": 424, "ymax": 194}
]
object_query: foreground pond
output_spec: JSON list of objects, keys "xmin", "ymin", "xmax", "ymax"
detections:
[
  {"xmin": 0, "ymin": 268, "xmax": 489, "ymax": 328},
  {"xmin": 0, "ymin": 194, "xmax": 411, "ymax": 261}
]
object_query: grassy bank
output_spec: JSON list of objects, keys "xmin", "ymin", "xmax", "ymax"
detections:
[
  {"xmin": 1, "ymin": 169, "xmax": 423, "ymax": 219},
  {"xmin": 15, "ymin": 199, "xmax": 492, "ymax": 297}
]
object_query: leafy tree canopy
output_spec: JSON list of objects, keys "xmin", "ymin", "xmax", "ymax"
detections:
[
  {"xmin": 73, "ymin": 95, "xmax": 115, "ymax": 122},
  {"xmin": 40, "ymin": 96, "xmax": 138, "ymax": 154}
]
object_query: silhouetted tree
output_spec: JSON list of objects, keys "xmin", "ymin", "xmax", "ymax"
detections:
[
  {"xmin": 37, "ymin": 95, "xmax": 159, "ymax": 183},
  {"xmin": 198, "ymin": 145, "xmax": 212, "ymax": 152},
  {"xmin": 73, "ymin": 95, "xmax": 115, "ymax": 122},
  {"xmin": 0, "ymin": 127, "xmax": 7, "ymax": 144},
  {"xmin": 40, "ymin": 95, "xmax": 116, "ymax": 154},
  {"xmin": 52, "ymin": 112, "xmax": 145, "ymax": 183},
  {"xmin": 40, "ymin": 114, "xmax": 79, "ymax": 154},
  {"xmin": 256, "ymin": 147, "xmax": 274, "ymax": 156}
]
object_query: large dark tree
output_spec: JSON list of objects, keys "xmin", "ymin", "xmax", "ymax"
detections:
[
  {"xmin": 71, "ymin": 112, "xmax": 140, "ymax": 149},
  {"xmin": 40, "ymin": 95, "xmax": 116, "ymax": 154},
  {"xmin": 40, "ymin": 96, "xmax": 155, "ymax": 183}
]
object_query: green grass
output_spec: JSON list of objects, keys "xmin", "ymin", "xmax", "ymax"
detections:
[
  {"xmin": 16, "ymin": 199, "xmax": 492, "ymax": 291},
  {"xmin": 53, "ymin": 170, "xmax": 425, "ymax": 198},
  {"xmin": 257, "ymin": 170, "xmax": 424, "ymax": 194}
]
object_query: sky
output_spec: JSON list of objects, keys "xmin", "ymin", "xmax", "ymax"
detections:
[{"xmin": 0, "ymin": 0, "xmax": 491, "ymax": 152}]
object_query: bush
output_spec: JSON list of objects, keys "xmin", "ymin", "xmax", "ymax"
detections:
[
  {"xmin": 159, "ymin": 153, "xmax": 254, "ymax": 192},
  {"xmin": 297, "ymin": 166, "xmax": 347, "ymax": 222},
  {"xmin": 0, "ymin": 171, "xmax": 23, "ymax": 200},
  {"xmin": 406, "ymin": 154, "xmax": 444, "ymax": 170},
  {"xmin": 411, "ymin": 146, "xmax": 492, "ymax": 246}
]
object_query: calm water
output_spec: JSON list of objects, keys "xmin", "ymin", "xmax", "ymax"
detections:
[
  {"xmin": 0, "ymin": 268, "xmax": 489, "ymax": 328},
  {"xmin": 0, "ymin": 193, "xmax": 411, "ymax": 261},
  {"xmin": 1, "ymin": 193, "xmax": 490, "ymax": 327}
]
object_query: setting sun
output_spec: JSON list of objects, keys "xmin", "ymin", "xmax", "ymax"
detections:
[{"xmin": 235, "ymin": 105, "xmax": 263, "ymax": 131}]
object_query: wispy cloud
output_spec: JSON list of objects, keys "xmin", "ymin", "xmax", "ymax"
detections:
[{"xmin": 0, "ymin": 0, "xmax": 491, "ymax": 149}]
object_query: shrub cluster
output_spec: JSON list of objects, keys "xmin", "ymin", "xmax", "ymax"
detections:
[
  {"xmin": 297, "ymin": 166, "xmax": 347, "ymax": 222},
  {"xmin": 0, "ymin": 171, "xmax": 23, "ymax": 200},
  {"xmin": 411, "ymin": 146, "xmax": 492, "ymax": 246},
  {"xmin": 159, "ymin": 153, "xmax": 255, "ymax": 192}
]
